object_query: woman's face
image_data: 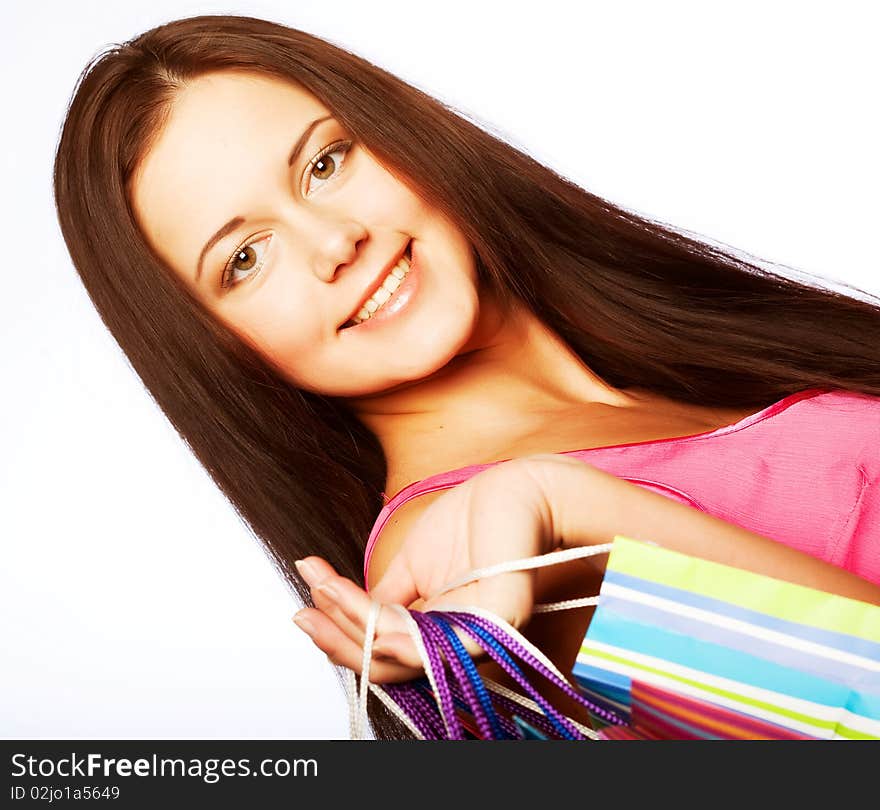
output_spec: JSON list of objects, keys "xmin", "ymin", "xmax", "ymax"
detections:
[{"xmin": 130, "ymin": 70, "xmax": 481, "ymax": 396}]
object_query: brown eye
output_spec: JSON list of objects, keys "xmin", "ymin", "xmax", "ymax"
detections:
[
  {"xmin": 221, "ymin": 234, "xmax": 273, "ymax": 290},
  {"xmin": 312, "ymin": 153, "xmax": 337, "ymax": 181},
  {"xmin": 232, "ymin": 245, "xmax": 257, "ymax": 271},
  {"xmin": 304, "ymin": 140, "xmax": 353, "ymax": 196}
]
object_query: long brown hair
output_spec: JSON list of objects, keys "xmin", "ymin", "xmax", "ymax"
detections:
[{"xmin": 52, "ymin": 13, "xmax": 880, "ymax": 739}]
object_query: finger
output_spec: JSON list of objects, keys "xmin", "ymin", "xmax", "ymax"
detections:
[
  {"xmin": 427, "ymin": 570, "xmax": 537, "ymax": 629},
  {"xmin": 315, "ymin": 575, "xmax": 417, "ymax": 655},
  {"xmin": 298, "ymin": 556, "xmax": 453, "ymax": 670},
  {"xmin": 296, "ymin": 555, "xmax": 426, "ymax": 670},
  {"xmin": 371, "ymin": 632, "xmax": 433, "ymax": 670},
  {"xmin": 292, "ymin": 608, "xmax": 424, "ymax": 683},
  {"xmin": 421, "ymin": 610, "xmax": 492, "ymax": 661},
  {"xmin": 296, "ymin": 556, "xmax": 374, "ymax": 646},
  {"xmin": 369, "ymin": 551, "xmax": 420, "ymax": 607},
  {"xmin": 295, "ymin": 555, "xmax": 341, "ymax": 589},
  {"xmin": 421, "ymin": 575, "xmax": 536, "ymax": 660},
  {"xmin": 311, "ymin": 579, "xmax": 373, "ymax": 647}
]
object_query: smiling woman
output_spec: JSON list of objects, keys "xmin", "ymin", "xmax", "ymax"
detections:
[
  {"xmin": 128, "ymin": 68, "xmax": 479, "ymax": 396},
  {"xmin": 53, "ymin": 14, "xmax": 880, "ymax": 741}
]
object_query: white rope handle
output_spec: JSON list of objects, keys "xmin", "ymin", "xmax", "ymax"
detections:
[
  {"xmin": 429, "ymin": 542, "xmax": 613, "ymax": 612},
  {"xmin": 356, "ymin": 600, "xmax": 381, "ymax": 739},
  {"xmin": 533, "ymin": 595, "xmax": 600, "ymax": 612},
  {"xmin": 385, "ymin": 602, "xmax": 455, "ymax": 740}
]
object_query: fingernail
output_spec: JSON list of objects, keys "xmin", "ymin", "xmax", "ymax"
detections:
[
  {"xmin": 292, "ymin": 613, "xmax": 315, "ymax": 636},
  {"xmin": 315, "ymin": 582, "xmax": 339, "ymax": 600},
  {"xmin": 294, "ymin": 559, "xmax": 318, "ymax": 584}
]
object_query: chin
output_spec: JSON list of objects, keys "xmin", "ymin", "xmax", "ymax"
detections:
[{"xmin": 410, "ymin": 324, "xmax": 477, "ymax": 375}]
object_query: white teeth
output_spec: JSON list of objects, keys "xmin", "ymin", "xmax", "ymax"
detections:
[
  {"xmin": 348, "ymin": 251, "xmax": 412, "ymax": 326},
  {"xmin": 382, "ymin": 274, "xmax": 402, "ymax": 293}
]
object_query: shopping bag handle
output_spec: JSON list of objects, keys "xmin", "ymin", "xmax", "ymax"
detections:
[
  {"xmin": 346, "ymin": 540, "xmax": 629, "ymax": 739},
  {"xmin": 427, "ymin": 541, "xmax": 615, "ymax": 612}
]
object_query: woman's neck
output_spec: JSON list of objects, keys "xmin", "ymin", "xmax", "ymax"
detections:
[{"xmin": 344, "ymin": 296, "xmax": 643, "ymax": 483}]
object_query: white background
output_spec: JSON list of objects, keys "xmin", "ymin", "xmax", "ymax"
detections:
[{"xmin": 3, "ymin": 1, "xmax": 878, "ymax": 739}]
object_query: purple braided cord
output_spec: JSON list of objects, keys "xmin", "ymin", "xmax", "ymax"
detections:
[
  {"xmin": 434, "ymin": 612, "xmax": 587, "ymax": 739},
  {"xmin": 382, "ymin": 631, "xmax": 557, "ymax": 740},
  {"xmin": 411, "ymin": 611, "xmax": 495, "ymax": 739},
  {"xmin": 383, "ymin": 680, "xmax": 446, "ymax": 739},
  {"xmin": 445, "ymin": 678, "xmax": 521, "ymax": 739},
  {"xmin": 385, "ymin": 664, "xmax": 581, "ymax": 740},
  {"xmin": 377, "ymin": 607, "xmax": 622, "ymax": 740},
  {"xmin": 446, "ymin": 676, "xmax": 566, "ymax": 740},
  {"xmin": 487, "ymin": 688, "xmax": 573, "ymax": 740},
  {"xmin": 409, "ymin": 611, "xmax": 465, "ymax": 739},
  {"xmin": 459, "ymin": 612, "xmax": 626, "ymax": 726}
]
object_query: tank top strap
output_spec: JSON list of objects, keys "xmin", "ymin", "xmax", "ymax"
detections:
[
  {"xmin": 363, "ymin": 386, "xmax": 838, "ymax": 586},
  {"xmin": 364, "ymin": 462, "xmax": 506, "ymax": 586}
]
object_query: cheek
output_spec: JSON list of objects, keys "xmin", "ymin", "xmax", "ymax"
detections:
[
  {"xmin": 253, "ymin": 311, "xmax": 319, "ymax": 351},
  {"xmin": 352, "ymin": 156, "xmax": 421, "ymax": 217},
  {"xmin": 222, "ymin": 289, "xmax": 328, "ymax": 377}
]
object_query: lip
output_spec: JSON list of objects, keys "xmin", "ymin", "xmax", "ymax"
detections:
[
  {"xmin": 338, "ymin": 239, "xmax": 421, "ymax": 333},
  {"xmin": 339, "ymin": 239, "xmax": 413, "ymax": 330}
]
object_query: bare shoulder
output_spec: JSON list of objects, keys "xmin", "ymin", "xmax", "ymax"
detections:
[{"xmin": 366, "ymin": 488, "xmax": 450, "ymax": 593}]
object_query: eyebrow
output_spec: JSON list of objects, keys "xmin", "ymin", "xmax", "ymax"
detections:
[{"xmin": 195, "ymin": 114, "xmax": 334, "ymax": 282}]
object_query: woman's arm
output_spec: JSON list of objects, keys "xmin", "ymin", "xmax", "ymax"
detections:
[
  {"xmin": 292, "ymin": 451, "xmax": 880, "ymax": 679},
  {"xmin": 523, "ymin": 453, "xmax": 880, "ymax": 606}
]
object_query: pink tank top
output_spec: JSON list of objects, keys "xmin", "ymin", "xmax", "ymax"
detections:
[{"xmin": 364, "ymin": 388, "xmax": 880, "ymax": 589}]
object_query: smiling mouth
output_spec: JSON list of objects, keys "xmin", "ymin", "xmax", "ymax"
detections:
[{"xmin": 339, "ymin": 239, "xmax": 413, "ymax": 330}]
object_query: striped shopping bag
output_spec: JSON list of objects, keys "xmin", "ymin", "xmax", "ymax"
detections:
[{"xmin": 573, "ymin": 536, "xmax": 880, "ymax": 740}]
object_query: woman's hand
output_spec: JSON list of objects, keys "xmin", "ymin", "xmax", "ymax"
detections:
[
  {"xmin": 293, "ymin": 448, "xmax": 880, "ymax": 684},
  {"xmin": 291, "ymin": 456, "xmax": 569, "ymax": 682}
]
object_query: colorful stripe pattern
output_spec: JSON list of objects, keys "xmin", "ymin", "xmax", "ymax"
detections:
[{"xmin": 574, "ymin": 536, "xmax": 880, "ymax": 740}]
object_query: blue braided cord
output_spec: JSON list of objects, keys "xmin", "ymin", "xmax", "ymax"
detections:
[
  {"xmin": 491, "ymin": 691, "xmax": 562, "ymax": 739},
  {"xmin": 410, "ymin": 677, "xmax": 486, "ymax": 738},
  {"xmin": 448, "ymin": 678, "xmax": 523, "ymax": 739},
  {"xmin": 415, "ymin": 612, "xmax": 491, "ymax": 739},
  {"xmin": 446, "ymin": 615, "xmax": 581, "ymax": 740},
  {"xmin": 409, "ymin": 679, "xmax": 489, "ymax": 739},
  {"xmin": 458, "ymin": 611, "xmax": 628, "ymax": 727},
  {"xmin": 410, "ymin": 611, "xmax": 465, "ymax": 739},
  {"xmin": 431, "ymin": 613, "xmax": 507, "ymax": 739}
]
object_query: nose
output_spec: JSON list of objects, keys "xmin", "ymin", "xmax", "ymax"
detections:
[{"xmin": 310, "ymin": 221, "xmax": 369, "ymax": 283}]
